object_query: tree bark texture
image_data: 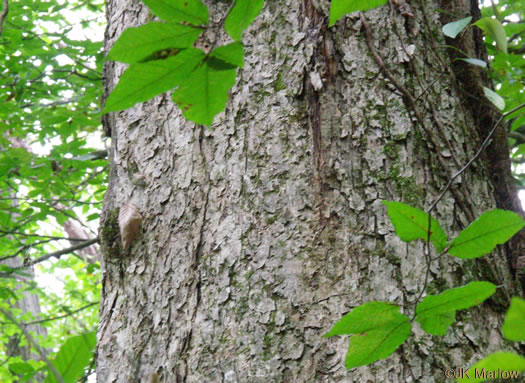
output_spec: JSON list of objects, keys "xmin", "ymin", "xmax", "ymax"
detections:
[{"xmin": 98, "ymin": 0, "xmax": 522, "ymax": 382}]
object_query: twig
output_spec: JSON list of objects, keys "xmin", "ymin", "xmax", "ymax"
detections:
[
  {"xmin": 0, "ymin": 197, "xmax": 102, "ymax": 205},
  {"xmin": 14, "ymin": 302, "xmax": 99, "ymax": 326},
  {"xmin": 428, "ymin": 103, "xmax": 525, "ymax": 214},
  {"xmin": 0, "ymin": 230, "xmax": 87, "ymax": 242},
  {"xmin": 361, "ymin": 10, "xmax": 525, "ymax": 313},
  {"xmin": 359, "ymin": 12, "xmax": 426, "ymax": 129},
  {"xmin": 0, "ymin": 307, "xmax": 65, "ymax": 383},
  {"xmin": 11, "ymin": 238, "xmax": 99, "ymax": 270},
  {"xmin": 414, "ymin": 68, "xmax": 447, "ymax": 101},
  {"xmin": 206, "ymin": 0, "xmax": 236, "ymax": 55},
  {"xmin": 0, "ymin": 239, "xmax": 56, "ymax": 262},
  {"xmin": 0, "ymin": 0, "xmax": 8, "ymax": 34},
  {"xmin": 409, "ymin": 103, "xmax": 525, "ymax": 312}
]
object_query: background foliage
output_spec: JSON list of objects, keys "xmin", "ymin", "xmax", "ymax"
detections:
[
  {"xmin": 0, "ymin": 0, "xmax": 104, "ymax": 380},
  {"xmin": 0, "ymin": 0, "xmax": 523, "ymax": 381}
]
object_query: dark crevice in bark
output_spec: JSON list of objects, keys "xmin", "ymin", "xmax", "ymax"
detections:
[
  {"xmin": 301, "ymin": 0, "xmax": 327, "ymax": 224},
  {"xmin": 178, "ymin": 125, "xmax": 211, "ymax": 381},
  {"xmin": 439, "ymin": 0, "xmax": 525, "ymax": 292}
]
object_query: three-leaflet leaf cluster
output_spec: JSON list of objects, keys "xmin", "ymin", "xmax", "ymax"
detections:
[{"xmin": 102, "ymin": 0, "xmax": 263, "ymax": 126}]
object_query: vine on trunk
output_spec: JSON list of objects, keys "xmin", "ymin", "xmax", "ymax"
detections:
[{"xmin": 101, "ymin": 0, "xmax": 525, "ymax": 379}]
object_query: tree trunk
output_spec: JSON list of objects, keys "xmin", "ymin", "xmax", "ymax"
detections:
[{"xmin": 97, "ymin": 0, "xmax": 521, "ymax": 382}]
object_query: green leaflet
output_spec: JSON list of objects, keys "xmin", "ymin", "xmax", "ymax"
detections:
[
  {"xmin": 103, "ymin": 48, "xmax": 205, "ymax": 113},
  {"xmin": 448, "ymin": 209, "xmax": 524, "ymax": 259},
  {"xmin": 458, "ymin": 58, "xmax": 487, "ymax": 68},
  {"xmin": 43, "ymin": 332, "xmax": 96, "ymax": 383},
  {"xmin": 457, "ymin": 352, "xmax": 525, "ymax": 383},
  {"xmin": 383, "ymin": 201, "xmax": 447, "ymax": 252},
  {"xmin": 415, "ymin": 282, "xmax": 496, "ymax": 335},
  {"xmin": 106, "ymin": 22, "xmax": 202, "ymax": 63},
  {"xmin": 141, "ymin": 0, "xmax": 208, "ymax": 25},
  {"xmin": 325, "ymin": 302, "xmax": 411, "ymax": 368},
  {"xmin": 208, "ymin": 41, "xmax": 244, "ymax": 68},
  {"xmin": 8, "ymin": 362, "xmax": 34, "ymax": 376},
  {"xmin": 225, "ymin": 0, "xmax": 264, "ymax": 41},
  {"xmin": 172, "ymin": 43, "xmax": 244, "ymax": 125},
  {"xmin": 329, "ymin": 0, "xmax": 387, "ymax": 27},
  {"xmin": 474, "ymin": 17, "xmax": 508, "ymax": 54},
  {"xmin": 442, "ymin": 16, "xmax": 472, "ymax": 38},
  {"xmin": 482, "ymin": 87, "xmax": 505, "ymax": 111},
  {"xmin": 502, "ymin": 297, "xmax": 525, "ymax": 341}
]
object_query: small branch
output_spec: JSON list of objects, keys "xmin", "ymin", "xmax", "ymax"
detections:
[
  {"xmin": 510, "ymin": 131, "xmax": 525, "ymax": 145},
  {"xmin": 407, "ymin": 103, "xmax": 525, "ymax": 313},
  {"xmin": 0, "ymin": 230, "xmax": 87, "ymax": 242},
  {"xmin": 508, "ymin": 44, "xmax": 525, "ymax": 55},
  {"xmin": 75, "ymin": 165, "xmax": 108, "ymax": 190},
  {"xmin": 0, "ymin": 307, "xmax": 65, "ymax": 383},
  {"xmin": 428, "ymin": 103, "xmax": 525, "ymax": 214},
  {"xmin": 0, "ymin": 239, "xmax": 57, "ymax": 263},
  {"xmin": 0, "ymin": 0, "xmax": 8, "ymax": 35},
  {"xmin": 206, "ymin": 1, "xmax": 236, "ymax": 55},
  {"xmin": 17, "ymin": 302, "xmax": 99, "ymax": 326},
  {"xmin": 53, "ymin": 69, "xmax": 103, "ymax": 81},
  {"xmin": 20, "ymin": 97, "xmax": 82, "ymax": 109},
  {"xmin": 414, "ymin": 69, "xmax": 446, "ymax": 101},
  {"xmin": 0, "ymin": 196, "xmax": 102, "ymax": 205},
  {"xmin": 12, "ymin": 238, "xmax": 99, "ymax": 270}
]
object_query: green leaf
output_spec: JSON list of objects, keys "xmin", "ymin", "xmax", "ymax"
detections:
[
  {"xmin": 448, "ymin": 209, "xmax": 524, "ymax": 259},
  {"xmin": 416, "ymin": 311, "xmax": 456, "ymax": 336},
  {"xmin": 383, "ymin": 201, "xmax": 448, "ymax": 252},
  {"xmin": 457, "ymin": 352, "xmax": 525, "ymax": 383},
  {"xmin": 209, "ymin": 41, "xmax": 244, "ymax": 68},
  {"xmin": 325, "ymin": 302, "xmax": 411, "ymax": 368},
  {"xmin": 482, "ymin": 87, "xmax": 505, "ymax": 111},
  {"xmin": 502, "ymin": 297, "xmax": 525, "ymax": 341},
  {"xmin": 106, "ymin": 22, "xmax": 202, "ymax": 63},
  {"xmin": 329, "ymin": 0, "xmax": 387, "ymax": 27},
  {"xmin": 0, "ymin": 287, "xmax": 17, "ymax": 300},
  {"xmin": 0, "ymin": 265, "xmax": 13, "ymax": 273},
  {"xmin": 43, "ymin": 332, "xmax": 96, "ymax": 383},
  {"xmin": 103, "ymin": 48, "xmax": 205, "ymax": 113},
  {"xmin": 415, "ymin": 282, "xmax": 496, "ymax": 335},
  {"xmin": 172, "ymin": 43, "xmax": 243, "ymax": 125},
  {"xmin": 225, "ymin": 0, "xmax": 264, "ymax": 41},
  {"xmin": 442, "ymin": 17, "xmax": 472, "ymax": 38},
  {"xmin": 142, "ymin": 0, "xmax": 208, "ymax": 25},
  {"xmin": 458, "ymin": 58, "xmax": 487, "ymax": 68},
  {"xmin": 474, "ymin": 17, "xmax": 508, "ymax": 53},
  {"xmin": 8, "ymin": 362, "xmax": 35, "ymax": 375}
]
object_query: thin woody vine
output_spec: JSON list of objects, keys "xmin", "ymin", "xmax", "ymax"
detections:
[{"xmin": 101, "ymin": 0, "xmax": 525, "ymax": 379}]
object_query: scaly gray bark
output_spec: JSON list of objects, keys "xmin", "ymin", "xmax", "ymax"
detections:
[{"xmin": 98, "ymin": 0, "xmax": 521, "ymax": 382}]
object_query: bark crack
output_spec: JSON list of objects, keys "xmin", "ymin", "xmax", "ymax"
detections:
[
  {"xmin": 301, "ymin": 0, "xmax": 330, "ymax": 223},
  {"xmin": 179, "ymin": 125, "xmax": 211, "ymax": 379}
]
